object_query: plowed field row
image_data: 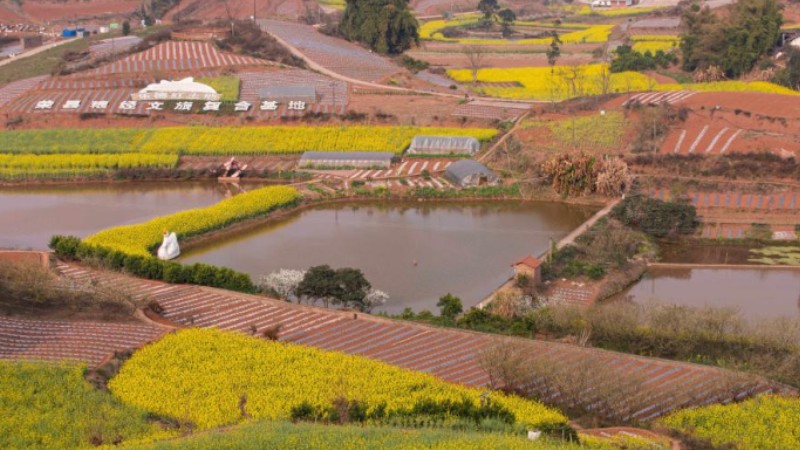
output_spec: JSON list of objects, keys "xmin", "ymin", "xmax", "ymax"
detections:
[
  {"xmin": 0, "ymin": 316, "xmax": 164, "ymax": 366},
  {"xmin": 650, "ymin": 189, "xmax": 800, "ymax": 211}
]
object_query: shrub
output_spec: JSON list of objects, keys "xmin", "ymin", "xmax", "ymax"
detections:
[{"xmin": 611, "ymin": 193, "xmax": 697, "ymax": 238}]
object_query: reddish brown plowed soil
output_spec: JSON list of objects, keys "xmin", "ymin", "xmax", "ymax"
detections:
[
  {"xmin": 0, "ymin": 4, "xmax": 26, "ymax": 22},
  {"xmin": 650, "ymin": 92, "xmax": 800, "ymax": 157},
  {"xmin": 348, "ymin": 92, "xmax": 490, "ymax": 126},
  {"xmin": 165, "ymin": 0, "xmax": 305, "ymax": 22},
  {"xmin": 22, "ymin": 0, "xmax": 140, "ymax": 22}
]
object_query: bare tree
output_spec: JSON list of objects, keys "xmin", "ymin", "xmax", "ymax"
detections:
[
  {"xmin": 463, "ymin": 45, "xmax": 486, "ymax": 83},
  {"xmin": 595, "ymin": 64, "xmax": 612, "ymax": 96}
]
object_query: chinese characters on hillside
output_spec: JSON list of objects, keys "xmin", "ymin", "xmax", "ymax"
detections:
[{"xmin": 32, "ymin": 99, "xmax": 307, "ymax": 113}]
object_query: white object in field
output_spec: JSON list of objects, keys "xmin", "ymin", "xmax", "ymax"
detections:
[
  {"xmin": 527, "ymin": 430, "xmax": 542, "ymax": 440},
  {"xmin": 157, "ymin": 232, "xmax": 181, "ymax": 260},
  {"xmin": 134, "ymin": 77, "xmax": 220, "ymax": 101}
]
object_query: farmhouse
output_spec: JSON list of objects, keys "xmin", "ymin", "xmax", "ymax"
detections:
[
  {"xmin": 299, "ymin": 151, "xmax": 394, "ymax": 169},
  {"xmin": 444, "ymin": 160, "xmax": 498, "ymax": 187},
  {"xmin": 408, "ymin": 135, "xmax": 480, "ymax": 156},
  {"xmin": 513, "ymin": 256, "xmax": 543, "ymax": 285}
]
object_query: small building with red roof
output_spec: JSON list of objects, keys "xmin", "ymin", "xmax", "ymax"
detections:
[{"xmin": 512, "ymin": 256, "xmax": 542, "ymax": 285}]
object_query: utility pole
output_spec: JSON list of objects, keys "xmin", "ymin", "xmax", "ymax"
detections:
[{"xmin": 253, "ymin": 0, "xmax": 257, "ymax": 23}]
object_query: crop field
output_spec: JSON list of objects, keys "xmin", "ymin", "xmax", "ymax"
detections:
[
  {"xmin": 0, "ymin": 153, "xmax": 178, "ymax": 180},
  {"xmin": 110, "ymin": 328, "xmax": 569, "ymax": 430},
  {"xmin": 140, "ymin": 126, "xmax": 497, "ymax": 155},
  {"xmin": 630, "ymin": 35, "xmax": 680, "ymax": 53},
  {"xmin": 126, "ymin": 419, "xmax": 656, "ymax": 449},
  {"xmin": 80, "ymin": 41, "xmax": 265, "ymax": 77},
  {"xmin": 0, "ymin": 126, "xmax": 496, "ymax": 156},
  {"xmin": 419, "ymin": 15, "xmax": 613, "ymax": 45},
  {"xmin": 660, "ymin": 395, "xmax": 800, "ymax": 450},
  {"xmin": 581, "ymin": 6, "xmax": 664, "ymax": 16},
  {"xmin": 85, "ymin": 185, "xmax": 300, "ymax": 257},
  {"xmin": 520, "ymin": 112, "xmax": 628, "ymax": 152},
  {"xmin": 0, "ymin": 361, "xmax": 168, "ymax": 449},
  {"xmin": 449, "ymin": 65, "xmax": 799, "ymax": 100},
  {"xmin": 449, "ymin": 65, "xmax": 653, "ymax": 100},
  {"xmin": 0, "ymin": 316, "xmax": 165, "ymax": 365},
  {"xmin": 196, "ymin": 75, "xmax": 241, "ymax": 101}
]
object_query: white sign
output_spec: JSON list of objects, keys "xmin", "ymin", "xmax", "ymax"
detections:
[
  {"xmin": 32, "ymin": 97, "xmax": 318, "ymax": 114},
  {"xmin": 202, "ymin": 101, "xmax": 221, "ymax": 112},
  {"xmin": 175, "ymin": 101, "xmax": 193, "ymax": 111},
  {"xmin": 260, "ymin": 100, "xmax": 279, "ymax": 111},
  {"xmin": 35, "ymin": 100, "xmax": 54, "ymax": 110},
  {"xmin": 119, "ymin": 100, "xmax": 137, "ymax": 111}
]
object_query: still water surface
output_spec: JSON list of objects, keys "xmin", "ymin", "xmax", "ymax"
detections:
[
  {"xmin": 0, "ymin": 183, "xmax": 230, "ymax": 250},
  {"xmin": 612, "ymin": 266, "xmax": 800, "ymax": 318},
  {"xmin": 182, "ymin": 201, "xmax": 596, "ymax": 313}
]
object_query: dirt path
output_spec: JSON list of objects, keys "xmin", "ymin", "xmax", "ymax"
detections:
[
  {"xmin": 555, "ymin": 198, "xmax": 621, "ymax": 249},
  {"xmin": 260, "ymin": 22, "xmax": 537, "ymax": 105}
]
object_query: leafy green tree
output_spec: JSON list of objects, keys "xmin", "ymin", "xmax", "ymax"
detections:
[
  {"xmin": 339, "ymin": 0, "xmax": 419, "ymax": 54},
  {"xmin": 773, "ymin": 48, "xmax": 800, "ymax": 89},
  {"xmin": 498, "ymin": 9, "xmax": 516, "ymax": 38},
  {"xmin": 478, "ymin": 0, "xmax": 500, "ymax": 20},
  {"xmin": 333, "ymin": 267, "xmax": 371, "ymax": 310},
  {"xmin": 610, "ymin": 45, "xmax": 676, "ymax": 73},
  {"xmin": 681, "ymin": 0, "xmax": 782, "ymax": 78},
  {"xmin": 437, "ymin": 293, "xmax": 463, "ymax": 323},
  {"xmin": 610, "ymin": 193, "xmax": 697, "ymax": 238},
  {"xmin": 546, "ymin": 31, "xmax": 561, "ymax": 73},
  {"xmin": 297, "ymin": 265, "xmax": 339, "ymax": 307}
]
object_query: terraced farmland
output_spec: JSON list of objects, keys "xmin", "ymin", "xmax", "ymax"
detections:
[
  {"xmin": 80, "ymin": 41, "xmax": 266, "ymax": 76},
  {"xmin": 49, "ymin": 261, "xmax": 793, "ymax": 422}
]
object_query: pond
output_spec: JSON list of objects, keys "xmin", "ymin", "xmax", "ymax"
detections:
[
  {"xmin": 611, "ymin": 266, "xmax": 800, "ymax": 319},
  {"xmin": 0, "ymin": 182, "xmax": 236, "ymax": 250},
  {"xmin": 181, "ymin": 201, "xmax": 597, "ymax": 314}
]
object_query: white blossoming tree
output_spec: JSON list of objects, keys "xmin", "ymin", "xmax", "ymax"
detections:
[
  {"xmin": 258, "ymin": 269, "xmax": 306, "ymax": 302},
  {"xmin": 363, "ymin": 289, "xmax": 390, "ymax": 312}
]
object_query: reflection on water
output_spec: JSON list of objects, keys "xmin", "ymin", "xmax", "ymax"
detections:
[
  {"xmin": 612, "ymin": 267, "xmax": 800, "ymax": 319},
  {"xmin": 182, "ymin": 201, "xmax": 597, "ymax": 314},
  {"xmin": 0, "ymin": 182, "xmax": 231, "ymax": 250}
]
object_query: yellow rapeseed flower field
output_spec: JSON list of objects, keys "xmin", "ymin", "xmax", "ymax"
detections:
[
  {"xmin": 139, "ymin": 126, "xmax": 497, "ymax": 155},
  {"xmin": 85, "ymin": 185, "xmax": 301, "ymax": 257},
  {"xmin": 448, "ymin": 64, "xmax": 653, "ymax": 101},
  {"xmin": 449, "ymin": 64, "xmax": 800, "ymax": 100},
  {"xmin": 0, "ymin": 126, "xmax": 497, "ymax": 156},
  {"xmin": 109, "ymin": 328, "xmax": 569, "ymax": 430},
  {"xmin": 0, "ymin": 153, "xmax": 178, "ymax": 170},
  {"xmin": 419, "ymin": 14, "xmax": 612, "ymax": 45},
  {"xmin": 0, "ymin": 361, "xmax": 171, "ymax": 449},
  {"xmin": 660, "ymin": 395, "xmax": 800, "ymax": 450}
]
